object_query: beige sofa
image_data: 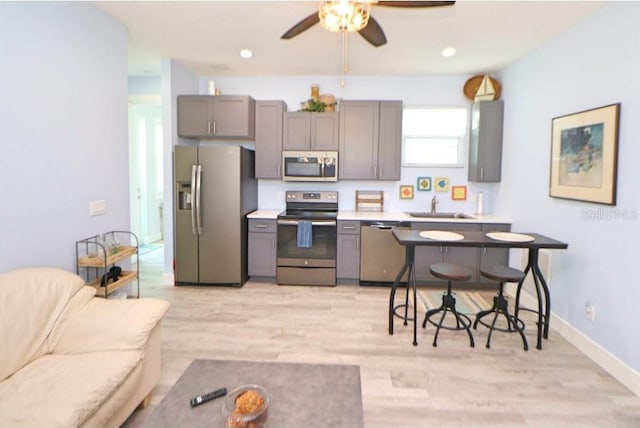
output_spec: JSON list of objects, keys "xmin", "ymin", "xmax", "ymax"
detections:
[{"xmin": 0, "ymin": 267, "xmax": 170, "ymax": 428}]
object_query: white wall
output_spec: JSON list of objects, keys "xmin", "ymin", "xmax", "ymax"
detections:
[
  {"xmin": 0, "ymin": 2, "xmax": 129, "ymax": 272},
  {"xmin": 161, "ymin": 59, "xmax": 199, "ymax": 281},
  {"xmin": 498, "ymin": 3, "xmax": 640, "ymax": 373}
]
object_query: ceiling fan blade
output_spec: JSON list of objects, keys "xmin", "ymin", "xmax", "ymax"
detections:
[
  {"xmin": 376, "ymin": 1, "xmax": 455, "ymax": 7},
  {"xmin": 358, "ymin": 15, "xmax": 387, "ymax": 47},
  {"xmin": 281, "ymin": 13, "xmax": 320, "ymax": 39}
]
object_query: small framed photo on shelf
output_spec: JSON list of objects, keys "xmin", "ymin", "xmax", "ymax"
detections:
[
  {"xmin": 434, "ymin": 177, "xmax": 450, "ymax": 192},
  {"xmin": 399, "ymin": 185, "xmax": 414, "ymax": 200},
  {"xmin": 549, "ymin": 103, "xmax": 620, "ymax": 205},
  {"xmin": 452, "ymin": 185, "xmax": 467, "ymax": 201},
  {"xmin": 417, "ymin": 177, "xmax": 432, "ymax": 191}
]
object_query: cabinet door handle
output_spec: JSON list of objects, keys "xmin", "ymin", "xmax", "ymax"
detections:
[
  {"xmin": 272, "ymin": 237, "xmax": 276, "ymax": 249},
  {"xmin": 255, "ymin": 224, "xmax": 268, "ymax": 228},
  {"xmin": 342, "ymin": 226, "xmax": 355, "ymax": 230},
  {"xmin": 480, "ymin": 167, "xmax": 484, "ymax": 179},
  {"xmin": 213, "ymin": 121, "xmax": 216, "ymax": 135},
  {"xmin": 356, "ymin": 237, "xmax": 360, "ymax": 249},
  {"xmin": 207, "ymin": 120, "xmax": 212, "ymax": 135}
]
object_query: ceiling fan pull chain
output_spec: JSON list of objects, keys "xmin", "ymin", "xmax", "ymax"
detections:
[{"xmin": 341, "ymin": 30, "xmax": 348, "ymax": 87}]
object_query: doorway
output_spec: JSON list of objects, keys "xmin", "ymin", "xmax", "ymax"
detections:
[{"xmin": 128, "ymin": 96, "xmax": 163, "ymax": 250}]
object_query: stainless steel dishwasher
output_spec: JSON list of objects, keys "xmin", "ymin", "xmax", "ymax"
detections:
[{"xmin": 360, "ymin": 221, "xmax": 410, "ymax": 285}]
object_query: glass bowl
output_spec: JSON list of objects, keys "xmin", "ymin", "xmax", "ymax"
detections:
[{"xmin": 222, "ymin": 384, "xmax": 269, "ymax": 428}]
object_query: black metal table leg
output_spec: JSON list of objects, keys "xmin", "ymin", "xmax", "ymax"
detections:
[{"xmin": 388, "ymin": 246, "xmax": 412, "ymax": 335}]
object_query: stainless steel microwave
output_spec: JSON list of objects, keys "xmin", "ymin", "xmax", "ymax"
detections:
[{"xmin": 282, "ymin": 151, "xmax": 338, "ymax": 182}]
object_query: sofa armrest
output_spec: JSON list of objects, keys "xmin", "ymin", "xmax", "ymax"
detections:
[{"xmin": 53, "ymin": 298, "xmax": 170, "ymax": 354}]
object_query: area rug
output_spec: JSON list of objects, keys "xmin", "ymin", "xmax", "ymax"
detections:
[
  {"xmin": 416, "ymin": 289, "xmax": 491, "ymax": 316},
  {"xmin": 141, "ymin": 359, "xmax": 363, "ymax": 428}
]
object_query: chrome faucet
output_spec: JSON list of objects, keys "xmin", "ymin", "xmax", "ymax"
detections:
[{"xmin": 431, "ymin": 196, "xmax": 438, "ymax": 214}]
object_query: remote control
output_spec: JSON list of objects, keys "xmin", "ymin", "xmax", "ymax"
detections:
[{"xmin": 190, "ymin": 387, "xmax": 227, "ymax": 407}]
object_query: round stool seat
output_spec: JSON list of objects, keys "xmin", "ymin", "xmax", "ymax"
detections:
[
  {"xmin": 430, "ymin": 263, "xmax": 472, "ymax": 281},
  {"xmin": 480, "ymin": 265, "xmax": 525, "ymax": 283}
]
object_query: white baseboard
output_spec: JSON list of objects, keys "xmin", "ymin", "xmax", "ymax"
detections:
[
  {"xmin": 508, "ymin": 285, "xmax": 640, "ymax": 397},
  {"xmin": 162, "ymin": 272, "xmax": 174, "ymax": 286}
]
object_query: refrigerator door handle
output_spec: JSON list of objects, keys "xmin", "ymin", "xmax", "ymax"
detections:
[
  {"xmin": 190, "ymin": 165, "xmax": 197, "ymax": 235},
  {"xmin": 195, "ymin": 164, "xmax": 203, "ymax": 235}
]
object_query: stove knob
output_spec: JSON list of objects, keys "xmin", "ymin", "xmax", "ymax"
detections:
[{"xmin": 304, "ymin": 260, "xmax": 309, "ymax": 265}]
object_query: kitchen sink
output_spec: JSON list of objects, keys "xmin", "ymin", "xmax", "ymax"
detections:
[{"xmin": 406, "ymin": 212, "xmax": 476, "ymax": 219}]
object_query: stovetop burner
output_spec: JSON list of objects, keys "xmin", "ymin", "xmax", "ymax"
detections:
[{"xmin": 279, "ymin": 190, "xmax": 338, "ymax": 220}]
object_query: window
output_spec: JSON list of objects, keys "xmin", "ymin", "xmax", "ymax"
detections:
[{"xmin": 402, "ymin": 106, "xmax": 468, "ymax": 167}]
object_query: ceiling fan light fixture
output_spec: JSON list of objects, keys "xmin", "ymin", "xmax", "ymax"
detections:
[{"xmin": 319, "ymin": 0, "xmax": 371, "ymax": 33}]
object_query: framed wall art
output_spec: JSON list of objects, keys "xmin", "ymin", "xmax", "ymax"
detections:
[
  {"xmin": 549, "ymin": 103, "xmax": 620, "ymax": 205},
  {"xmin": 452, "ymin": 185, "xmax": 467, "ymax": 201},
  {"xmin": 417, "ymin": 177, "xmax": 432, "ymax": 191},
  {"xmin": 434, "ymin": 177, "xmax": 449, "ymax": 192},
  {"xmin": 399, "ymin": 185, "xmax": 414, "ymax": 200}
]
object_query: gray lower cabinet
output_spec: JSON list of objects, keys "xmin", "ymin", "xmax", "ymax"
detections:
[
  {"xmin": 248, "ymin": 219, "xmax": 277, "ymax": 277},
  {"xmin": 411, "ymin": 222, "xmax": 483, "ymax": 285},
  {"xmin": 255, "ymin": 101, "xmax": 286, "ymax": 179},
  {"xmin": 177, "ymin": 95, "xmax": 256, "ymax": 139},
  {"xmin": 479, "ymin": 223, "xmax": 511, "ymax": 284},
  {"xmin": 337, "ymin": 220, "xmax": 360, "ymax": 279},
  {"xmin": 283, "ymin": 112, "xmax": 339, "ymax": 151},
  {"xmin": 339, "ymin": 100, "xmax": 402, "ymax": 180},
  {"xmin": 468, "ymin": 100, "xmax": 504, "ymax": 182}
]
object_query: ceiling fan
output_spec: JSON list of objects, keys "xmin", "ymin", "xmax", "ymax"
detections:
[{"xmin": 281, "ymin": 1, "xmax": 456, "ymax": 47}]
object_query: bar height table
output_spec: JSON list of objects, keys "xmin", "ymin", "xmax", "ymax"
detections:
[{"xmin": 388, "ymin": 229, "xmax": 568, "ymax": 350}]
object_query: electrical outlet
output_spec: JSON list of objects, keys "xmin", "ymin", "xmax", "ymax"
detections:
[{"xmin": 585, "ymin": 302, "xmax": 596, "ymax": 321}]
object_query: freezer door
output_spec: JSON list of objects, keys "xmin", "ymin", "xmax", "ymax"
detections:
[
  {"xmin": 198, "ymin": 146, "xmax": 243, "ymax": 284},
  {"xmin": 174, "ymin": 146, "xmax": 199, "ymax": 284}
]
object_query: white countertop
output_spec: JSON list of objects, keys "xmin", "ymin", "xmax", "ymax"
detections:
[{"xmin": 248, "ymin": 209, "xmax": 511, "ymax": 224}]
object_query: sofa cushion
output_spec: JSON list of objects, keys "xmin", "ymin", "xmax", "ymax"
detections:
[
  {"xmin": 0, "ymin": 350, "xmax": 142, "ymax": 428},
  {"xmin": 0, "ymin": 268, "xmax": 88, "ymax": 382},
  {"xmin": 53, "ymin": 298, "xmax": 170, "ymax": 354}
]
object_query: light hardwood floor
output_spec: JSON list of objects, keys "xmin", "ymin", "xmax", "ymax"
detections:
[{"xmin": 123, "ymin": 247, "xmax": 640, "ymax": 427}]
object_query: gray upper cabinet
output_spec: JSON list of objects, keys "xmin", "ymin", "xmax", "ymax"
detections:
[
  {"xmin": 339, "ymin": 100, "xmax": 402, "ymax": 180},
  {"xmin": 468, "ymin": 100, "xmax": 504, "ymax": 182},
  {"xmin": 283, "ymin": 112, "xmax": 339, "ymax": 150},
  {"xmin": 255, "ymin": 100, "xmax": 286, "ymax": 179},
  {"xmin": 177, "ymin": 95, "xmax": 256, "ymax": 139}
]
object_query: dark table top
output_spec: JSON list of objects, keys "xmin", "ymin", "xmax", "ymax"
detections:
[
  {"xmin": 141, "ymin": 359, "xmax": 364, "ymax": 428},
  {"xmin": 392, "ymin": 228, "xmax": 568, "ymax": 249}
]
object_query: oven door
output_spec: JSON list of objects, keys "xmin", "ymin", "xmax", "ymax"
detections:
[{"xmin": 276, "ymin": 219, "xmax": 337, "ymax": 267}]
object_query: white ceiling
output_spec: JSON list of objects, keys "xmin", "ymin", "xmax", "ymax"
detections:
[{"xmin": 94, "ymin": 1, "xmax": 604, "ymax": 78}]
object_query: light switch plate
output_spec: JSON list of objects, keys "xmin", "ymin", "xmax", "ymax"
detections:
[{"xmin": 89, "ymin": 200, "xmax": 107, "ymax": 216}]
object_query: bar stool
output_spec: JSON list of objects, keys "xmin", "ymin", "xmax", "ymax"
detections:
[
  {"xmin": 473, "ymin": 265, "xmax": 528, "ymax": 351},
  {"xmin": 422, "ymin": 263, "xmax": 475, "ymax": 347}
]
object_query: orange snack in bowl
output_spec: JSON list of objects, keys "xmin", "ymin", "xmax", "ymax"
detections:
[{"xmin": 234, "ymin": 390, "xmax": 265, "ymax": 414}]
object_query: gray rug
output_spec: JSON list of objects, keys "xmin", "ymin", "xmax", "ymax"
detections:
[{"xmin": 142, "ymin": 359, "xmax": 364, "ymax": 428}]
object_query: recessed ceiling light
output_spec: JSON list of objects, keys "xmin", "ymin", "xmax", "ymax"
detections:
[
  {"xmin": 441, "ymin": 47, "xmax": 456, "ymax": 57},
  {"xmin": 240, "ymin": 49, "xmax": 253, "ymax": 59}
]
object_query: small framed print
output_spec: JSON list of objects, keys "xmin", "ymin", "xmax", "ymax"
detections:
[
  {"xmin": 399, "ymin": 185, "xmax": 414, "ymax": 200},
  {"xmin": 452, "ymin": 185, "xmax": 467, "ymax": 201},
  {"xmin": 434, "ymin": 177, "xmax": 449, "ymax": 192},
  {"xmin": 417, "ymin": 177, "xmax": 432, "ymax": 191}
]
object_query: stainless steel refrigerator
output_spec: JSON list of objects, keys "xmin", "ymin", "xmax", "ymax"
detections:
[{"xmin": 174, "ymin": 145, "xmax": 257, "ymax": 286}]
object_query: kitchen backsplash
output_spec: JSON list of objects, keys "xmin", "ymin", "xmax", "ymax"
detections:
[{"xmin": 257, "ymin": 167, "xmax": 496, "ymax": 214}]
